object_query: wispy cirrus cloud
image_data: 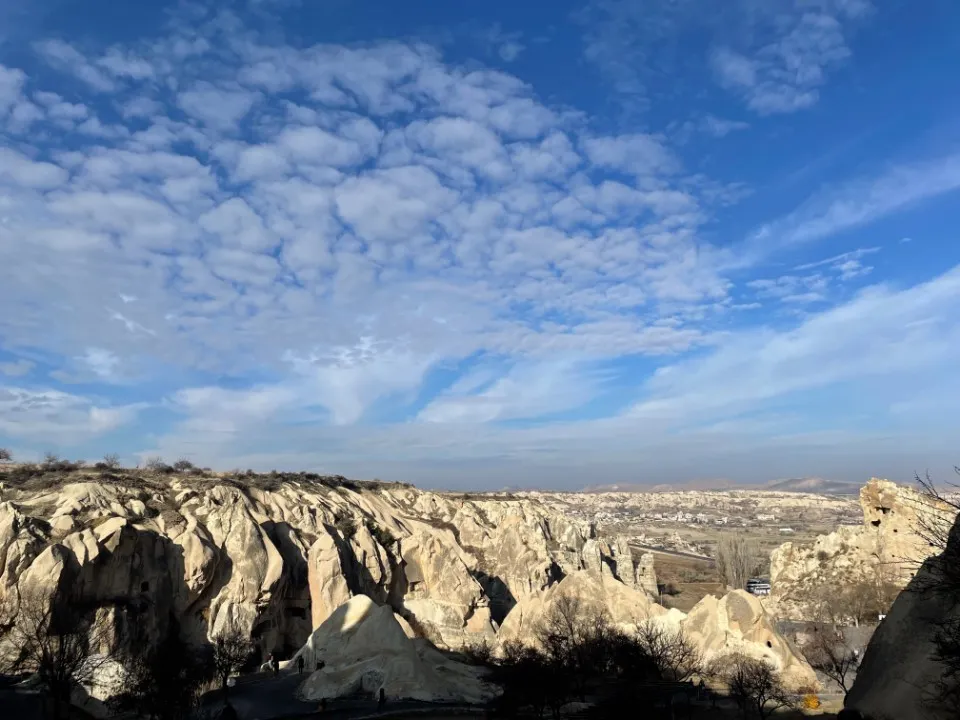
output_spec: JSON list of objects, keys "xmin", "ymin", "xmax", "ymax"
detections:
[{"xmin": 749, "ymin": 152, "xmax": 960, "ymax": 251}]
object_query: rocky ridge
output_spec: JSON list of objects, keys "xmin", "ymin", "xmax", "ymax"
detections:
[{"xmin": 0, "ymin": 467, "xmax": 815, "ymax": 703}]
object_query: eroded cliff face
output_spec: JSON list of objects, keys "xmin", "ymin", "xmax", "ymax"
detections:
[
  {"xmin": 0, "ymin": 471, "xmax": 657, "ymax": 658},
  {"xmin": 0, "ymin": 467, "xmax": 818, "ymax": 702},
  {"xmin": 845, "ymin": 514, "xmax": 960, "ymax": 720},
  {"xmin": 768, "ymin": 478, "xmax": 954, "ymax": 620}
]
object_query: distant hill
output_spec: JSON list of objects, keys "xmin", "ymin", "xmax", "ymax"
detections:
[
  {"xmin": 582, "ymin": 479, "xmax": 740, "ymax": 493},
  {"xmin": 581, "ymin": 476, "xmax": 861, "ymax": 495},
  {"xmin": 762, "ymin": 477, "xmax": 862, "ymax": 495}
]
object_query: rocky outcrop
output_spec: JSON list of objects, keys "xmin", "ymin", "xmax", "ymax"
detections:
[
  {"xmin": 294, "ymin": 594, "xmax": 496, "ymax": 704},
  {"xmin": 498, "ymin": 569, "xmax": 816, "ymax": 692},
  {"xmin": 682, "ymin": 591, "xmax": 817, "ymax": 690},
  {"xmin": 0, "ymin": 471, "xmax": 652, "ymax": 659},
  {"xmin": 0, "ymin": 467, "xmax": 814, "ymax": 706},
  {"xmin": 845, "ymin": 513, "xmax": 960, "ymax": 720},
  {"xmin": 769, "ymin": 478, "xmax": 954, "ymax": 620}
]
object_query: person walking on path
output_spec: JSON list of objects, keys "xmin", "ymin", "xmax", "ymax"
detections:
[
  {"xmin": 378, "ymin": 687, "xmax": 386, "ymax": 710},
  {"xmin": 297, "ymin": 655, "xmax": 304, "ymax": 674}
]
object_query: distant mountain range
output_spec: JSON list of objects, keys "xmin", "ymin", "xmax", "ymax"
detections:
[
  {"xmin": 761, "ymin": 477, "xmax": 863, "ymax": 495},
  {"xmin": 582, "ymin": 476, "xmax": 862, "ymax": 495}
]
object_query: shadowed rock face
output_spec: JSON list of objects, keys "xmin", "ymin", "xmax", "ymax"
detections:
[
  {"xmin": 846, "ymin": 517, "xmax": 960, "ymax": 720},
  {"xmin": 293, "ymin": 594, "xmax": 496, "ymax": 704}
]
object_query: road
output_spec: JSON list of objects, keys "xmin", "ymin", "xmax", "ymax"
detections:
[{"xmin": 629, "ymin": 542, "xmax": 716, "ymax": 564}]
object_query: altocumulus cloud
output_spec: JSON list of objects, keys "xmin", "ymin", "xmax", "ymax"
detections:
[{"xmin": 0, "ymin": 2, "xmax": 959, "ymax": 488}]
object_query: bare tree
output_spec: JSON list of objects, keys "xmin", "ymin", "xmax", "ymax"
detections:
[
  {"xmin": 110, "ymin": 625, "xmax": 212, "ymax": 720},
  {"xmin": 0, "ymin": 586, "xmax": 110, "ymax": 720},
  {"xmin": 914, "ymin": 469, "xmax": 960, "ymax": 593},
  {"xmin": 714, "ymin": 653, "xmax": 796, "ymax": 720},
  {"xmin": 632, "ymin": 619, "xmax": 702, "ymax": 682},
  {"xmin": 716, "ymin": 534, "xmax": 760, "ymax": 590},
  {"xmin": 912, "ymin": 468, "xmax": 960, "ymax": 712},
  {"xmin": 101, "ymin": 453, "xmax": 121, "ymax": 469},
  {"xmin": 212, "ymin": 629, "xmax": 253, "ymax": 701},
  {"xmin": 0, "ymin": 447, "xmax": 12, "ymax": 462},
  {"xmin": 802, "ymin": 624, "xmax": 860, "ymax": 695}
]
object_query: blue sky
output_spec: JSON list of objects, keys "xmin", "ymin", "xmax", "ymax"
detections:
[{"xmin": 1, "ymin": 0, "xmax": 960, "ymax": 489}]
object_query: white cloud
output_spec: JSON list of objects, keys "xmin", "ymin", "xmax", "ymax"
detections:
[
  {"xmin": 750, "ymin": 153, "xmax": 960, "ymax": 249},
  {"xmin": 747, "ymin": 274, "xmax": 829, "ymax": 304},
  {"xmin": 419, "ymin": 359, "xmax": 607, "ymax": 423},
  {"xmin": 0, "ymin": 148, "xmax": 68, "ymax": 189},
  {"xmin": 335, "ymin": 166, "xmax": 460, "ymax": 242},
  {"xmin": 34, "ymin": 39, "xmax": 117, "ymax": 92},
  {"xmin": 0, "ymin": 359, "xmax": 34, "ymax": 377},
  {"xmin": 709, "ymin": 4, "xmax": 867, "ymax": 114},
  {"xmin": 97, "ymin": 47, "xmax": 155, "ymax": 80},
  {"xmin": 177, "ymin": 83, "xmax": 260, "ymax": 130},
  {"xmin": 699, "ymin": 114, "xmax": 750, "ymax": 138},
  {"xmin": 199, "ymin": 198, "xmax": 276, "ymax": 251},
  {"xmin": 630, "ymin": 265, "xmax": 960, "ymax": 425},
  {"xmin": 80, "ymin": 348, "xmax": 120, "ymax": 379},
  {"xmin": 0, "ymin": 65, "xmax": 26, "ymax": 109},
  {"xmin": 0, "ymin": 386, "xmax": 139, "ymax": 443},
  {"xmin": 582, "ymin": 133, "xmax": 677, "ymax": 176}
]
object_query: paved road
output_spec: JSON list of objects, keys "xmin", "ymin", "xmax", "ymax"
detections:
[{"xmin": 629, "ymin": 543, "xmax": 716, "ymax": 564}]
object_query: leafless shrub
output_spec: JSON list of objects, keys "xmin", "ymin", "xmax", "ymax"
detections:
[
  {"xmin": 0, "ymin": 585, "xmax": 112, "ymax": 720},
  {"xmin": 101, "ymin": 453, "xmax": 121, "ymax": 470},
  {"xmin": 914, "ymin": 469, "xmax": 960, "ymax": 593},
  {"xmin": 801, "ymin": 624, "xmax": 861, "ymax": 694},
  {"xmin": 0, "ymin": 447, "xmax": 12, "ymax": 462},
  {"xmin": 110, "ymin": 626, "xmax": 213, "ymax": 720},
  {"xmin": 912, "ymin": 468, "xmax": 960, "ymax": 712},
  {"xmin": 460, "ymin": 638, "xmax": 494, "ymax": 666},
  {"xmin": 212, "ymin": 629, "xmax": 254, "ymax": 700},
  {"xmin": 632, "ymin": 619, "xmax": 702, "ymax": 682},
  {"xmin": 710, "ymin": 653, "xmax": 796, "ymax": 720}
]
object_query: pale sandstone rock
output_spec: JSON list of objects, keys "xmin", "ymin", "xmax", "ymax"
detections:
[
  {"xmin": 295, "ymin": 595, "xmax": 497, "ymax": 704},
  {"xmin": 681, "ymin": 591, "xmax": 817, "ymax": 691},
  {"xmin": 307, "ymin": 530, "xmax": 353, "ymax": 630},
  {"xmin": 0, "ymin": 469, "xmax": 714, "ymax": 701},
  {"xmin": 769, "ymin": 478, "xmax": 954, "ymax": 620}
]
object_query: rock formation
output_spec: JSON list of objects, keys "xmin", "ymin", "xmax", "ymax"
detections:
[
  {"xmin": 768, "ymin": 478, "xmax": 954, "ymax": 620},
  {"xmin": 294, "ymin": 594, "xmax": 496, "ymax": 704},
  {"xmin": 845, "ymin": 508, "xmax": 960, "ymax": 719},
  {"xmin": 498, "ymin": 570, "xmax": 817, "ymax": 691},
  {"xmin": 0, "ymin": 465, "xmax": 815, "ymax": 704}
]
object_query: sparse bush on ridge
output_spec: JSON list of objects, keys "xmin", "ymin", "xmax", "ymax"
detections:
[
  {"xmin": 366, "ymin": 519, "xmax": 396, "ymax": 547},
  {"xmin": 100, "ymin": 452, "xmax": 121, "ymax": 469},
  {"xmin": 0, "ymin": 447, "xmax": 12, "ymax": 462}
]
